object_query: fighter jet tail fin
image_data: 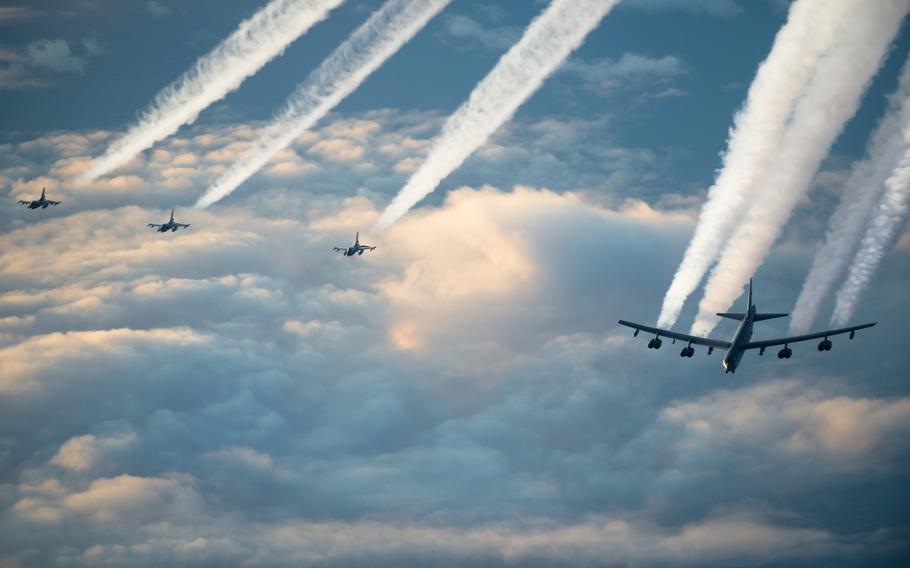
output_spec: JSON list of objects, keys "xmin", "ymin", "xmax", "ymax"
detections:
[
  {"xmin": 41, "ymin": 187, "xmax": 46, "ymax": 198},
  {"xmin": 355, "ymin": 232, "xmax": 359, "ymax": 244},
  {"xmin": 170, "ymin": 209, "xmax": 175, "ymax": 221}
]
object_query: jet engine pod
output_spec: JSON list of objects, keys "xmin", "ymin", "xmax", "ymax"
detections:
[
  {"xmin": 653, "ymin": 338, "xmax": 662, "ymax": 349},
  {"xmin": 680, "ymin": 346, "xmax": 695, "ymax": 358},
  {"xmin": 817, "ymin": 339, "xmax": 832, "ymax": 351},
  {"xmin": 777, "ymin": 347, "xmax": 792, "ymax": 359}
]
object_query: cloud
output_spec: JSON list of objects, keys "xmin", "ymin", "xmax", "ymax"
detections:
[
  {"xmin": 145, "ymin": 0, "xmax": 172, "ymax": 18},
  {"xmin": 50, "ymin": 431, "xmax": 138, "ymax": 471},
  {"xmin": 0, "ymin": 112, "xmax": 908, "ymax": 567},
  {"xmin": 0, "ymin": 38, "xmax": 91, "ymax": 89},
  {"xmin": 663, "ymin": 379, "xmax": 910, "ymax": 464},
  {"xmin": 563, "ymin": 53, "xmax": 687, "ymax": 94},
  {"xmin": 26, "ymin": 39, "xmax": 85, "ymax": 73},
  {"xmin": 440, "ymin": 14, "xmax": 520, "ymax": 51}
]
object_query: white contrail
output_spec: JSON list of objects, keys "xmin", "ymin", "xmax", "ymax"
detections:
[
  {"xmin": 78, "ymin": 0, "xmax": 344, "ymax": 182},
  {"xmin": 790, "ymin": 57, "xmax": 910, "ymax": 334},
  {"xmin": 375, "ymin": 0, "xmax": 621, "ymax": 230},
  {"xmin": 656, "ymin": 0, "xmax": 861, "ymax": 329},
  {"xmin": 831, "ymin": 138, "xmax": 910, "ymax": 326},
  {"xmin": 195, "ymin": 0, "xmax": 452, "ymax": 209},
  {"xmin": 690, "ymin": 0, "xmax": 908, "ymax": 337}
]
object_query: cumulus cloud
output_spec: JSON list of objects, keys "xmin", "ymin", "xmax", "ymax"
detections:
[
  {"xmin": 50, "ymin": 431, "xmax": 138, "ymax": 471},
  {"xmin": 0, "ymin": 112, "xmax": 908, "ymax": 566},
  {"xmin": 663, "ymin": 379, "xmax": 910, "ymax": 464}
]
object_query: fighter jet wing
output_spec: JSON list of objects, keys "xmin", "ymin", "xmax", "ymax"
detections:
[
  {"xmin": 742, "ymin": 322, "xmax": 875, "ymax": 350},
  {"xmin": 175, "ymin": 223, "xmax": 190, "ymax": 228},
  {"xmin": 48, "ymin": 200, "xmax": 61, "ymax": 206},
  {"xmin": 617, "ymin": 320, "xmax": 732, "ymax": 349},
  {"xmin": 147, "ymin": 224, "xmax": 162, "ymax": 229}
]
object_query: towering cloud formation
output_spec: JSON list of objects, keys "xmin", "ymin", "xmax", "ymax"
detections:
[
  {"xmin": 832, "ymin": 133, "xmax": 910, "ymax": 326},
  {"xmin": 195, "ymin": 0, "xmax": 452, "ymax": 209},
  {"xmin": 78, "ymin": 0, "xmax": 344, "ymax": 183},
  {"xmin": 374, "ymin": 0, "xmax": 621, "ymax": 230},
  {"xmin": 656, "ymin": 0, "xmax": 862, "ymax": 329},
  {"xmin": 690, "ymin": 0, "xmax": 908, "ymax": 337},
  {"xmin": 790, "ymin": 58, "xmax": 910, "ymax": 334}
]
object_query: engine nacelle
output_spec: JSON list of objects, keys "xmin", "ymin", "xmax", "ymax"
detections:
[
  {"xmin": 817, "ymin": 339, "xmax": 832, "ymax": 351},
  {"xmin": 679, "ymin": 346, "xmax": 694, "ymax": 358},
  {"xmin": 777, "ymin": 347, "xmax": 792, "ymax": 359}
]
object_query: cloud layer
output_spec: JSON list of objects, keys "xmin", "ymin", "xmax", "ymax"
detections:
[{"xmin": 1, "ymin": 110, "xmax": 908, "ymax": 567}]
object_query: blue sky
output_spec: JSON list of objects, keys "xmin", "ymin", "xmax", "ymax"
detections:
[{"xmin": 1, "ymin": 1, "xmax": 909, "ymax": 566}]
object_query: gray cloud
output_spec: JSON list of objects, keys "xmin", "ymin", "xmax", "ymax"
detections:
[{"xmin": 0, "ymin": 38, "xmax": 93, "ymax": 90}]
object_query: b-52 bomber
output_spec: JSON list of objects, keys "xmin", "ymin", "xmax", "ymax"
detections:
[
  {"xmin": 18, "ymin": 187, "xmax": 61, "ymax": 209},
  {"xmin": 334, "ymin": 232, "xmax": 376, "ymax": 257},
  {"xmin": 618, "ymin": 279, "xmax": 875, "ymax": 373},
  {"xmin": 148, "ymin": 209, "xmax": 190, "ymax": 233}
]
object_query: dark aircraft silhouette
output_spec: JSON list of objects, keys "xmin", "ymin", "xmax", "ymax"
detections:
[
  {"xmin": 18, "ymin": 187, "xmax": 61, "ymax": 209},
  {"xmin": 148, "ymin": 209, "xmax": 190, "ymax": 233},
  {"xmin": 334, "ymin": 232, "xmax": 376, "ymax": 257},
  {"xmin": 619, "ymin": 279, "xmax": 875, "ymax": 373}
]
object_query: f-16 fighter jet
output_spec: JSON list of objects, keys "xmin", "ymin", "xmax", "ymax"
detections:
[
  {"xmin": 619, "ymin": 279, "xmax": 875, "ymax": 373},
  {"xmin": 18, "ymin": 187, "xmax": 61, "ymax": 209},
  {"xmin": 334, "ymin": 232, "xmax": 376, "ymax": 257},
  {"xmin": 148, "ymin": 209, "xmax": 190, "ymax": 233}
]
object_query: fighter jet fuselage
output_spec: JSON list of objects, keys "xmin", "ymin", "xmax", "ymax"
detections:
[
  {"xmin": 18, "ymin": 188, "xmax": 61, "ymax": 209},
  {"xmin": 334, "ymin": 232, "xmax": 376, "ymax": 257}
]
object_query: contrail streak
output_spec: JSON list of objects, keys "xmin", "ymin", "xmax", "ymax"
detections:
[
  {"xmin": 375, "ymin": 0, "xmax": 621, "ymax": 230},
  {"xmin": 790, "ymin": 57, "xmax": 910, "ymax": 334},
  {"xmin": 195, "ymin": 0, "xmax": 452, "ymax": 209},
  {"xmin": 690, "ymin": 0, "xmax": 908, "ymax": 337},
  {"xmin": 78, "ymin": 0, "xmax": 344, "ymax": 183},
  {"xmin": 656, "ymin": 0, "xmax": 861, "ymax": 329},
  {"xmin": 831, "ymin": 134, "xmax": 910, "ymax": 326}
]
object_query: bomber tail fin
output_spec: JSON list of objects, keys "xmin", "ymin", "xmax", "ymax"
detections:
[
  {"xmin": 753, "ymin": 313, "xmax": 788, "ymax": 322},
  {"xmin": 717, "ymin": 312, "xmax": 746, "ymax": 321}
]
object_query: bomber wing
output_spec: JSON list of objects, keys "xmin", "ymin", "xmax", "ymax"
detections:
[
  {"xmin": 742, "ymin": 322, "xmax": 876, "ymax": 350},
  {"xmin": 617, "ymin": 320, "xmax": 732, "ymax": 349}
]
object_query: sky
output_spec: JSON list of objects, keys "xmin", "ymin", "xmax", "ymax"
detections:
[{"xmin": 1, "ymin": 1, "xmax": 909, "ymax": 566}]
